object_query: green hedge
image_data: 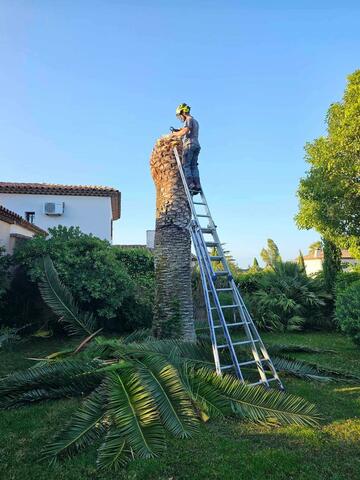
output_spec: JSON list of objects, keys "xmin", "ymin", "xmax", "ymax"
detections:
[{"xmin": 1, "ymin": 226, "xmax": 154, "ymax": 333}]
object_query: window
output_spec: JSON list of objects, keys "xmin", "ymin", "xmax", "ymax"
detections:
[{"xmin": 25, "ymin": 212, "xmax": 35, "ymax": 224}]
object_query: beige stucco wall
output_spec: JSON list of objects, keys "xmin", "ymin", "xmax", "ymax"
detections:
[
  {"xmin": 0, "ymin": 221, "xmax": 11, "ymax": 252},
  {"xmin": 0, "ymin": 221, "xmax": 35, "ymax": 254},
  {"xmin": 304, "ymin": 259, "xmax": 323, "ymax": 276},
  {"xmin": 305, "ymin": 257, "xmax": 359, "ymax": 275}
]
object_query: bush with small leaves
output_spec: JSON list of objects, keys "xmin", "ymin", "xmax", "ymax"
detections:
[
  {"xmin": 335, "ymin": 280, "xmax": 360, "ymax": 346},
  {"xmin": 12, "ymin": 226, "xmax": 154, "ymax": 332}
]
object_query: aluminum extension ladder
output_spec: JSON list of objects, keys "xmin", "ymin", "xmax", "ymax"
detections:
[{"xmin": 174, "ymin": 147, "xmax": 284, "ymax": 389}]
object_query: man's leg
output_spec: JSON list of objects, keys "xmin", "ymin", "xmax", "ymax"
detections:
[
  {"xmin": 182, "ymin": 146, "xmax": 196, "ymax": 189},
  {"xmin": 190, "ymin": 146, "xmax": 201, "ymax": 191}
]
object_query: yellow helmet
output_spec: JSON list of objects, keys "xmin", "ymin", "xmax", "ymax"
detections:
[{"xmin": 176, "ymin": 103, "xmax": 191, "ymax": 116}]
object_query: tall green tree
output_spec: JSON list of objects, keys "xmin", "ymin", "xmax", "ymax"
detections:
[
  {"xmin": 260, "ymin": 239, "xmax": 281, "ymax": 268},
  {"xmin": 322, "ymin": 238, "xmax": 342, "ymax": 292},
  {"xmin": 297, "ymin": 250, "xmax": 306, "ymax": 274},
  {"xmin": 296, "ymin": 70, "xmax": 360, "ymax": 258}
]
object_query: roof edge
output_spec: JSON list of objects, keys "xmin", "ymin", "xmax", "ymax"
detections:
[{"xmin": 0, "ymin": 205, "xmax": 47, "ymax": 236}]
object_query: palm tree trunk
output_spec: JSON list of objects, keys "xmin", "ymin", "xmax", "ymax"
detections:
[{"xmin": 150, "ymin": 136, "xmax": 195, "ymax": 341}]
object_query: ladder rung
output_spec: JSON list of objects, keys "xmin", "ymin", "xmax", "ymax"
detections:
[
  {"xmin": 216, "ymin": 288, "xmax": 232, "ymax": 292},
  {"xmin": 201, "ymin": 228, "xmax": 214, "ymax": 234},
  {"xmin": 248, "ymin": 378, "xmax": 279, "ymax": 387},
  {"xmin": 214, "ymin": 322, "xmax": 245, "ymax": 329},
  {"xmin": 238, "ymin": 359, "xmax": 265, "ymax": 367},
  {"xmin": 210, "ymin": 304, "xmax": 237, "ymax": 310},
  {"xmin": 197, "ymin": 214, "xmax": 210, "ymax": 218},
  {"xmin": 210, "ymin": 256, "xmax": 223, "ymax": 261},
  {"xmin": 233, "ymin": 339, "xmax": 259, "ymax": 346},
  {"xmin": 193, "ymin": 202, "xmax": 206, "ymax": 205},
  {"xmin": 218, "ymin": 339, "xmax": 259, "ymax": 349},
  {"xmin": 206, "ymin": 242, "xmax": 218, "ymax": 247},
  {"xmin": 220, "ymin": 364, "xmax": 234, "ymax": 370},
  {"xmin": 215, "ymin": 271, "xmax": 229, "ymax": 276}
]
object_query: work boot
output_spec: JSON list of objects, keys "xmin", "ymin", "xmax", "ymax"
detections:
[{"xmin": 194, "ymin": 182, "xmax": 202, "ymax": 193}]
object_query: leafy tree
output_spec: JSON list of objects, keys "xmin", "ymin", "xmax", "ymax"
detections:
[
  {"xmin": 260, "ymin": 239, "xmax": 281, "ymax": 268},
  {"xmin": 322, "ymin": 238, "xmax": 342, "ymax": 292},
  {"xmin": 335, "ymin": 280, "xmax": 360, "ymax": 345},
  {"xmin": 296, "ymin": 70, "xmax": 360, "ymax": 258}
]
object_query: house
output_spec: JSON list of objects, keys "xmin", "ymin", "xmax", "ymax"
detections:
[
  {"xmin": 0, "ymin": 182, "xmax": 121, "ymax": 242},
  {"xmin": 114, "ymin": 230, "xmax": 155, "ymax": 250},
  {"xmin": 0, "ymin": 205, "xmax": 47, "ymax": 254},
  {"xmin": 303, "ymin": 248, "xmax": 359, "ymax": 275}
]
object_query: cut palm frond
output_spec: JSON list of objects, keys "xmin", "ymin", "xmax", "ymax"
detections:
[
  {"xmin": 106, "ymin": 369, "xmax": 165, "ymax": 458},
  {"xmin": 0, "ymin": 359, "xmax": 103, "ymax": 407},
  {"xmin": 194, "ymin": 368, "xmax": 320, "ymax": 427},
  {"xmin": 122, "ymin": 329, "xmax": 153, "ymax": 343},
  {"xmin": 185, "ymin": 366, "xmax": 230, "ymax": 419},
  {"xmin": 38, "ymin": 255, "xmax": 96, "ymax": 336},
  {"xmin": 96, "ymin": 430, "xmax": 132, "ymax": 471},
  {"xmin": 42, "ymin": 388, "xmax": 107, "ymax": 463},
  {"xmin": 272, "ymin": 356, "xmax": 360, "ymax": 382},
  {"xmin": 136, "ymin": 354, "xmax": 199, "ymax": 438},
  {"xmin": 268, "ymin": 344, "xmax": 337, "ymax": 354},
  {"xmin": 271, "ymin": 357, "xmax": 333, "ymax": 382}
]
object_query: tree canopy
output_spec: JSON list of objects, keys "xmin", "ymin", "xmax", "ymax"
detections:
[{"xmin": 295, "ymin": 70, "xmax": 360, "ymax": 258}]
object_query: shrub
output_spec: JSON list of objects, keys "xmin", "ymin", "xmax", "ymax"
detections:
[
  {"xmin": 335, "ymin": 271, "xmax": 360, "ymax": 296},
  {"xmin": 0, "ymin": 247, "xmax": 11, "ymax": 319},
  {"xmin": 237, "ymin": 262, "xmax": 329, "ymax": 332},
  {"xmin": 12, "ymin": 226, "xmax": 154, "ymax": 333},
  {"xmin": 335, "ymin": 280, "xmax": 360, "ymax": 345}
]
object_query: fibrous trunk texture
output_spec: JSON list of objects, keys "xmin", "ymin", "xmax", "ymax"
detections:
[{"xmin": 150, "ymin": 136, "xmax": 195, "ymax": 341}]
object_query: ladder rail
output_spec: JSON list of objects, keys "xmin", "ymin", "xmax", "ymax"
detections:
[
  {"xmin": 231, "ymin": 280, "xmax": 282, "ymax": 385},
  {"xmin": 191, "ymin": 229, "xmax": 221, "ymax": 374},
  {"xmin": 173, "ymin": 147, "xmax": 283, "ymax": 389},
  {"xmin": 191, "ymin": 223, "xmax": 244, "ymax": 381},
  {"xmin": 173, "ymin": 148, "xmax": 215, "ymax": 277}
]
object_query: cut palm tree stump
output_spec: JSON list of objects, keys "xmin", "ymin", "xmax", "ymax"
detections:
[{"xmin": 150, "ymin": 135, "xmax": 195, "ymax": 341}]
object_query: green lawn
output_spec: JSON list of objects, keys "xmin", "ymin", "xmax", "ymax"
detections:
[{"xmin": 1, "ymin": 332, "xmax": 360, "ymax": 480}]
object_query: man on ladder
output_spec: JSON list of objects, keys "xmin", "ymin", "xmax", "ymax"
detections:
[{"xmin": 171, "ymin": 103, "xmax": 202, "ymax": 195}]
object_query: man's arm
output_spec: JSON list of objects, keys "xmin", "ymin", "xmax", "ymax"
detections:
[{"xmin": 171, "ymin": 126, "xmax": 190, "ymax": 138}]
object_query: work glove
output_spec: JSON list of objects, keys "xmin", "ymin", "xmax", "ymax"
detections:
[{"xmin": 170, "ymin": 126, "xmax": 180, "ymax": 133}]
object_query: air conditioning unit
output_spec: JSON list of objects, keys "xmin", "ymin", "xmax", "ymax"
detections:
[{"xmin": 44, "ymin": 202, "xmax": 64, "ymax": 216}]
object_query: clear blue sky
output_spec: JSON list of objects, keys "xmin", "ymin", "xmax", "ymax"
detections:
[{"xmin": 1, "ymin": 1, "xmax": 359, "ymax": 267}]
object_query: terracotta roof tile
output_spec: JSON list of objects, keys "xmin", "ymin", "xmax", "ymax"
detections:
[
  {"xmin": 303, "ymin": 249, "xmax": 354, "ymax": 261},
  {"xmin": 0, "ymin": 205, "xmax": 47, "ymax": 235},
  {"xmin": 0, "ymin": 182, "xmax": 121, "ymax": 220}
]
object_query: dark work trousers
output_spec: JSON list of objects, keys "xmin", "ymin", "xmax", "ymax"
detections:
[{"xmin": 182, "ymin": 144, "xmax": 201, "ymax": 188}]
